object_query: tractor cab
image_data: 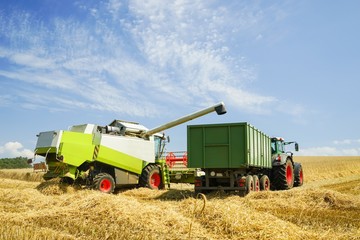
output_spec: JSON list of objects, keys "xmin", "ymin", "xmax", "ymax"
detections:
[{"xmin": 271, "ymin": 137, "xmax": 299, "ymax": 155}]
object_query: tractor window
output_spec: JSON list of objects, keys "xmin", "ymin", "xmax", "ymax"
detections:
[
  {"xmin": 271, "ymin": 142, "xmax": 276, "ymax": 153},
  {"xmin": 271, "ymin": 140, "xmax": 285, "ymax": 153},
  {"xmin": 277, "ymin": 141, "xmax": 285, "ymax": 153}
]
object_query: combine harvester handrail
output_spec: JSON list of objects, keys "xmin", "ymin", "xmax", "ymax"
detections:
[{"xmin": 165, "ymin": 151, "xmax": 188, "ymax": 168}]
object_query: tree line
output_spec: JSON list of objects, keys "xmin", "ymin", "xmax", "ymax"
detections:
[{"xmin": 0, "ymin": 157, "xmax": 32, "ymax": 169}]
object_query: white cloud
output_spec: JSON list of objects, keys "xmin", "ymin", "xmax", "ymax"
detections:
[
  {"xmin": 0, "ymin": 142, "xmax": 34, "ymax": 159},
  {"xmin": 125, "ymin": 0, "xmax": 278, "ymax": 111},
  {"xmin": 333, "ymin": 139, "xmax": 359, "ymax": 145},
  {"xmin": 107, "ymin": 0, "xmax": 122, "ymax": 17},
  {"xmin": 299, "ymin": 147, "xmax": 360, "ymax": 156},
  {"xmin": 0, "ymin": 95, "xmax": 12, "ymax": 106},
  {"xmin": 298, "ymin": 147, "xmax": 338, "ymax": 156},
  {"xmin": 298, "ymin": 138, "xmax": 360, "ymax": 156},
  {"xmin": 0, "ymin": 0, "xmax": 294, "ymax": 118},
  {"xmin": 9, "ymin": 52, "xmax": 55, "ymax": 69}
]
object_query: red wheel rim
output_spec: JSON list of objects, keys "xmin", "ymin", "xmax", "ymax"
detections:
[
  {"xmin": 150, "ymin": 172, "xmax": 161, "ymax": 188},
  {"xmin": 100, "ymin": 179, "xmax": 111, "ymax": 192},
  {"xmin": 299, "ymin": 169, "xmax": 303, "ymax": 184},
  {"xmin": 263, "ymin": 178, "xmax": 270, "ymax": 191},
  {"xmin": 286, "ymin": 164, "xmax": 293, "ymax": 186}
]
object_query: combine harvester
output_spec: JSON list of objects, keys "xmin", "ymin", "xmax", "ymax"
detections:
[
  {"xmin": 32, "ymin": 102, "xmax": 226, "ymax": 193},
  {"xmin": 187, "ymin": 122, "xmax": 304, "ymax": 196}
]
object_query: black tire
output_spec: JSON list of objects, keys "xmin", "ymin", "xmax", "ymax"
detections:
[
  {"xmin": 271, "ymin": 159, "xmax": 294, "ymax": 190},
  {"xmin": 253, "ymin": 175, "xmax": 260, "ymax": 192},
  {"xmin": 260, "ymin": 175, "xmax": 270, "ymax": 191},
  {"xmin": 194, "ymin": 176, "xmax": 207, "ymax": 196},
  {"xmin": 237, "ymin": 176, "xmax": 247, "ymax": 197},
  {"xmin": 93, "ymin": 172, "xmax": 115, "ymax": 193},
  {"xmin": 245, "ymin": 175, "xmax": 254, "ymax": 195},
  {"xmin": 139, "ymin": 164, "xmax": 164, "ymax": 190},
  {"xmin": 294, "ymin": 162, "xmax": 304, "ymax": 187}
]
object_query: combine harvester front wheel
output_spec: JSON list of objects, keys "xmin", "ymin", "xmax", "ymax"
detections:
[
  {"xmin": 93, "ymin": 173, "xmax": 116, "ymax": 194},
  {"xmin": 139, "ymin": 164, "xmax": 164, "ymax": 190}
]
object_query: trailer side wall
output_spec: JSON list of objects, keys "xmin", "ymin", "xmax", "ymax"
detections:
[{"xmin": 187, "ymin": 122, "xmax": 271, "ymax": 169}]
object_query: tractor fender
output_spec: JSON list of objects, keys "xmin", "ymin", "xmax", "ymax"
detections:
[{"xmin": 272, "ymin": 153, "xmax": 293, "ymax": 167}]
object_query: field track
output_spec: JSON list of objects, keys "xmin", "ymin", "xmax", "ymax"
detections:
[{"xmin": 1, "ymin": 156, "xmax": 360, "ymax": 239}]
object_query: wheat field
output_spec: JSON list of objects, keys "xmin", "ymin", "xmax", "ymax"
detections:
[{"xmin": 0, "ymin": 156, "xmax": 360, "ymax": 239}]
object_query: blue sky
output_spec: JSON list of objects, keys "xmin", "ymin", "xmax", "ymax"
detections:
[{"xmin": 0, "ymin": 0, "xmax": 359, "ymax": 159}]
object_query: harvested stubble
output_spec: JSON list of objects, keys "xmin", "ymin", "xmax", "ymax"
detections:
[
  {"xmin": 295, "ymin": 156, "xmax": 360, "ymax": 182},
  {"xmin": 1, "ymin": 156, "xmax": 360, "ymax": 239},
  {"xmin": 0, "ymin": 168, "xmax": 44, "ymax": 182}
]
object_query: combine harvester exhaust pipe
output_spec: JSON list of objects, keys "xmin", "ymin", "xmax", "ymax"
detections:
[{"xmin": 142, "ymin": 102, "xmax": 226, "ymax": 138}]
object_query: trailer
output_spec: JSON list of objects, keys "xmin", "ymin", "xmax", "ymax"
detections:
[{"xmin": 187, "ymin": 122, "xmax": 303, "ymax": 196}]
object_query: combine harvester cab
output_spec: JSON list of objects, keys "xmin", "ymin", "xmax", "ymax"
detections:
[{"xmin": 33, "ymin": 102, "xmax": 226, "ymax": 193}]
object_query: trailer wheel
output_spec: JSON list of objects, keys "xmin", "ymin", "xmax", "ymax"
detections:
[
  {"xmin": 253, "ymin": 175, "xmax": 260, "ymax": 192},
  {"xmin": 260, "ymin": 175, "xmax": 270, "ymax": 191},
  {"xmin": 93, "ymin": 173, "xmax": 115, "ymax": 194},
  {"xmin": 139, "ymin": 164, "xmax": 164, "ymax": 190},
  {"xmin": 245, "ymin": 175, "xmax": 254, "ymax": 195},
  {"xmin": 271, "ymin": 159, "xmax": 294, "ymax": 190},
  {"xmin": 294, "ymin": 163, "xmax": 304, "ymax": 187}
]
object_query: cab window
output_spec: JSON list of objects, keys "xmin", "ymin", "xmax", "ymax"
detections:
[
  {"xmin": 271, "ymin": 142, "xmax": 276, "ymax": 153},
  {"xmin": 271, "ymin": 140, "xmax": 285, "ymax": 153},
  {"xmin": 277, "ymin": 141, "xmax": 285, "ymax": 153}
]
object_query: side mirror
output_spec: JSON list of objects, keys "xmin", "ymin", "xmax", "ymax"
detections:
[
  {"xmin": 27, "ymin": 159, "xmax": 33, "ymax": 164},
  {"xmin": 167, "ymin": 136, "xmax": 170, "ymax": 143},
  {"xmin": 295, "ymin": 143, "xmax": 299, "ymax": 151}
]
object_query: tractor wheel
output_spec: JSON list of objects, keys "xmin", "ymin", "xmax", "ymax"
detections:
[
  {"xmin": 253, "ymin": 175, "xmax": 260, "ymax": 192},
  {"xmin": 139, "ymin": 164, "xmax": 164, "ymax": 190},
  {"xmin": 294, "ymin": 162, "xmax": 304, "ymax": 187},
  {"xmin": 245, "ymin": 175, "xmax": 254, "ymax": 195},
  {"xmin": 260, "ymin": 175, "xmax": 270, "ymax": 191},
  {"xmin": 93, "ymin": 172, "xmax": 115, "ymax": 194},
  {"xmin": 271, "ymin": 159, "xmax": 294, "ymax": 190}
]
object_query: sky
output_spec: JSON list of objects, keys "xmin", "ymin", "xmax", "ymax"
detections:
[{"xmin": 0, "ymin": 0, "xmax": 359, "ymax": 159}]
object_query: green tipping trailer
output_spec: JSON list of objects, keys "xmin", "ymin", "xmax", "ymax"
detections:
[{"xmin": 187, "ymin": 122, "xmax": 303, "ymax": 196}]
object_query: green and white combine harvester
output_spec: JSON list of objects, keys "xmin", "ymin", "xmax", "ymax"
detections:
[{"xmin": 32, "ymin": 102, "xmax": 227, "ymax": 193}]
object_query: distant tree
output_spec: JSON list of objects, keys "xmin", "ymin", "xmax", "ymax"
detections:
[{"xmin": 0, "ymin": 157, "xmax": 32, "ymax": 169}]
